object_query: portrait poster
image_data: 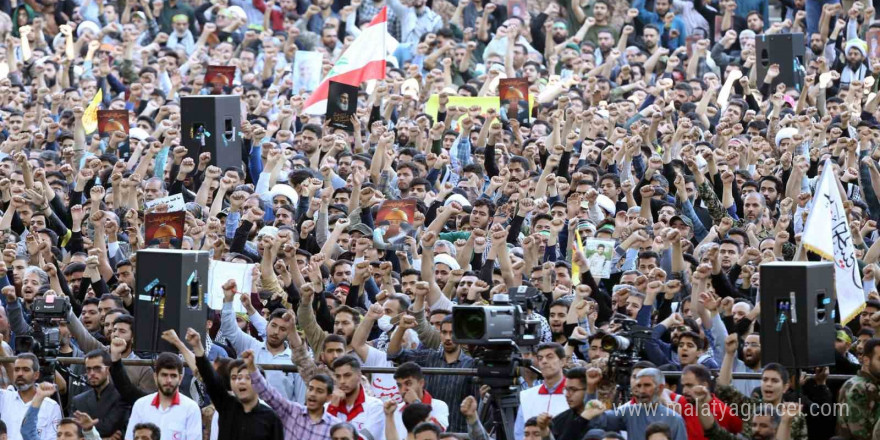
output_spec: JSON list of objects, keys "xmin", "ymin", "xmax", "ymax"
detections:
[
  {"xmin": 498, "ymin": 78, "xmax": 530, "ymax": 124},
  {"xmin": 292, "ymin": 50, "xmax": 323, "ymax": 94},
  {"xmin": 374, "ymin": 199, "xmax": 417, "ymax": 251},
  {"xmin": 97, "ymin": 110, "xmax": 129, "ymax": 135},
  {"xmin": 145, "ymin": 211, "xmax": 185, "ymax": 249},
  {"xmin": 869, "ymin": 29, "xmax": 880, "ymax": 60},
  {"xmin": 584, "ymin": 238, "xmax": 616, "ymax": 279},
  {"xmin": 326, "ymin": 81, "xmax": 358, "ymax": 132},
  {"xmin": 507, "ymin": 0, "xmax": 527, "ymax": 18},
  {"xmin": 204, "ymin": 65, "xmax": 236, "ymax": 94},
  {"xmin": 98, "ymin": 109, "xmax": 130, "ymax": 159}
]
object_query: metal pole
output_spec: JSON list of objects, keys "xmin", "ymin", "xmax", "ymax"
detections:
[{"xmin": 10, "ymin": 357, "xmax": 856, "ymax": 381}]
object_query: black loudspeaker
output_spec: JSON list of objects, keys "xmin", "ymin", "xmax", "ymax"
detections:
[
  {"xmin": 759, "ymin": 261, "xmax": 836, "ymax": 368},
  {"xmin": 180, "ymin": 95, "xmax": 243, "ymax": 171},
  {"xmin": 756, "ymin": 33, "xmax": 805, "ymax": 91},
  {"xmin": 134, "ymin": 249, "xmax": 210, "ymax": 353}
]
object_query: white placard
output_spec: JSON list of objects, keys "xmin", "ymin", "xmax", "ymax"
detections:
[
  {"xmin": 207, "ymin": 260, "xmax": 254, "ymax": 313},
  {"xmin": 144, "ymin": 193, "xmax": 186, "ymax": 212}
]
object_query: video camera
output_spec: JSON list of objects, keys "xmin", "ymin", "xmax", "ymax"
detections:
[
  {"xmin": 602, "ymin": 318, "xmax": 652, "ymax": 401},
  {"xmin": 15, "ymin": 295, "xmax": 70, "ymax": 382},
  {"xmin": 452, "ymin": 287, "xmax": 541, "ymax": 347},
  {"xmin": 451, "ymin": 288, "xmax": 542, "ymax": 440}
]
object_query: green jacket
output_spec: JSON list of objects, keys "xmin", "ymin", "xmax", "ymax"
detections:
[
  {"xmin": 837, "ymin": 370, "xmax": 880, "ymax": 440},
  {"xmin": 715, "ymin": 384, "xmax": 808, "ymax": 440}
]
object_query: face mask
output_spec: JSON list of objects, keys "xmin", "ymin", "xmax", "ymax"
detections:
[{"xmin": 377, "ymin": 315, "xmax": 393, "ymax": 332}]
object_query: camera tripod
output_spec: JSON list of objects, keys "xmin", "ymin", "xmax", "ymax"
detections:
[{"xmin": 473, "ymin": 345, "xmax": 541, "ymax": 440}]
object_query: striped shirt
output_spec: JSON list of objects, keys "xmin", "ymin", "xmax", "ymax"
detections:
[{"xmin": 251, "ymin": 371, "xmax": 340, "ymax": 440}]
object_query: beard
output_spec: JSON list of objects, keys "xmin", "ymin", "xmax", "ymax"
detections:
[
  {"xmin": 552, "ymin": 34, "xmax": 567, "ymax": 44},
  {"xmin": 159, "ymin": 383, "xmax": 178, "ymax": 397},
  {"xmin": 267, "ymin": 335, "xmax": 285, "ymax": 350},
  {"xmin": 848, "ymin": 58, "xmax": 864, "ymax": 71},
  {"xmin": 336, "ymin": 330, "xmax": 353, "ymax": 345},
  {"xmin": 15, "ymin": 381, "xmax": 33, "ymax": 392},
  {"xmin": 744, "ymin": 352, "xmax": 761, "ymax": 368}
]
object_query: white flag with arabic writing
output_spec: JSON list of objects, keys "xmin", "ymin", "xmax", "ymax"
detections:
[{"xmin": 802, "ymin": 159, "xmax": 865, "ymax": 324}]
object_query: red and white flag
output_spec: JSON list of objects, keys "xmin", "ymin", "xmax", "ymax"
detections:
[{"xmin": 302, "ymin": 7, "xmax": 388, "ymax": 115}]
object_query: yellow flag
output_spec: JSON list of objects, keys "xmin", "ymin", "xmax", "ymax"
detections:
[
  {"xmin": 82, "ymin": 89, "xmax": 102, "ymax": 134},
  {"xmin": 572, "ymin": 228, "xmax": 584, "ymax": 286}
]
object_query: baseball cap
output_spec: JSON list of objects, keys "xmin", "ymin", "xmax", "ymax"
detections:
[
  {"xmin": 347, "ymin": 223, "xmax": 373, "ymax": 237},
  {"xmin": 670, "ymin": 214, "xmax": 693, "ymax": 229},
  {"xmin": 584, "ymin": 429, "xmax": 607, "ymax": 440}
]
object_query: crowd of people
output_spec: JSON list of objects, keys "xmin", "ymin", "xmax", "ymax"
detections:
[{"xmin": 0, "ymin": 0, "xmax": 878, "ymax": 438}]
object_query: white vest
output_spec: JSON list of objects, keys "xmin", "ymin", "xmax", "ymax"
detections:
[{"xmin": 519, "ymin": 378, "xmax": 570, "ymax": 421}]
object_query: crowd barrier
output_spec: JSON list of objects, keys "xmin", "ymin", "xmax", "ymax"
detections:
[{"xmin": 0, "ymin": 357, "xmax": 858, "ymax": 381}]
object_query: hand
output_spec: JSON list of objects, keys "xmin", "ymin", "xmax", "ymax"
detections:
[
  {"xmin": 241, "ymin": 349, "xmax": 256, "ymax": 372},
  {"xmin": 691, "ymin": 385, "xmax": 710, "ymax": 405},
  {"xmin": 383, "ymin": 399, "xmax": 398, "ymax": 416},
  {"xmin": 184, "ymin": 327, "xmax": 202, "ymax": 351},
  {"xmin": 421, "ymin": 231, "xmax": 438, "ymax": 248},
  {"xmin": 73, "ymin": 411, "xmax": 99, "ymax": 431},
  {"xmin": 2, "ymin": 286, "xmax": 16, "ymax": 304},
  {"xmin": 536, "ymin": 413, "xmax": 552, "ymax": 436},
  {"xmin": 366, "ymin": 303, "xmax": 384, "ymax": 320},
  {"xmin": 222, "ymin": 279, "xmax": 238, "ymax": 302},
  {"xmin": 35, "ymin": 382, "xmax": 56, "ymax": 400},
  {"xmin": 724, "ymin": 333, "xmax": 738, "ymax": 355},
  {"xmin": 402, "ymin": 387, "xmax": 421, "ymax": 404},
  {"xmin": 160, "ymin": 329, "xmax": 183, "ymax": 347},
  {"xmin": 460, "ymin": 395, "xmax": 478, "ymax": 421},
  {"xmin": 581, "ymin": 400, "xmax": 606, "ymax": 420},
  {"xmin": 110, "ymin": 337, "xmax": 127, "ymax": 361},
  {"xmin": 780, "ymin": 402, "xmax": 802, "ymax": 423}
]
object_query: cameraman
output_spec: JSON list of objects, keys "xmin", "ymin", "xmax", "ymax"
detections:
[{"xmin": 4, "ymin": 287, "xmax": 86, "ymax": 409}]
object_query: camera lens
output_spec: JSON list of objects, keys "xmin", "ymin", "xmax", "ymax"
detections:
[
  {"xmin": 601, "ymin": 334, "xmax": 630, "ymax": 352},
  {"xmin": 453, "ymin": 308, "xmax": 486, "ymax": 340}
]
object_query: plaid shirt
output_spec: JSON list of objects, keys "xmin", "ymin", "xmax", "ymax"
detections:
[
  {"xmin": 377, "ymin": 169, "xmax": 401, "ymax": 199},
  {"xmin": 358, "ymin": 0, "xmax": 399, "ymax": 39},
  {"xmin": 251, "ymin": 371, "xmax": 340, "ymax": 440},
  {"xmin": 450, "ymin": 135, "xmax": 473, "ymax": 173}
]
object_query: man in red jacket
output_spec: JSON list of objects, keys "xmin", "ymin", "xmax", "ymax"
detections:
[{"xmin": 672, "ymin": 364, "xmax": 743, "ymax": 439}]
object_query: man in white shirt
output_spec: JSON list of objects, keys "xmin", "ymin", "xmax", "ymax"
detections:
[
  {"xmin": 391, "ymin": 362, "xmax": 448, "ymax": 437},
  {"xmin": 513, "ymin": 343, "xmax": 570, "ymax": 439},
  {"xmin": 124, "ymin": 353, "xmax": 201, "ymax": 440},
  {"xmin": 327, "ymin": 355, "xmax": 386, "ymax": 440},
  {"xmin": 221, "ymin": 279, "xmax": 306, "ymax": 403},
  {"xmin": 0, "ymin": 354, "xmax": 62, "ymax": 440},
  {"xmin": 351, "ymin": 304, "xmax": 401, "ymax": 401}
]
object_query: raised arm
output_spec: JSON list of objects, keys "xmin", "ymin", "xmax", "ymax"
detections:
[{"xmin": 351, "ymin": 303, "xmax": 383, "ymax": 361}]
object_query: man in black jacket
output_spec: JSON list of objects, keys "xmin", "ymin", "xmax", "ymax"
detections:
[
  {"xmin": 547, "ymin": 367, "xmax": 596, "ymax": 440},
  {"xmin": 185, "ymin": 328, "xmax": 284, "ymax": 440},
  {"xmin": 70, "ymin": 349, "xmax": 130, "ymax": 439}
]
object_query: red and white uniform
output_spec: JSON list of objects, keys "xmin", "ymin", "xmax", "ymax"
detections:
[{"xmin": 326, "ymin": 386, "xmax": 386, "ymax": 440}]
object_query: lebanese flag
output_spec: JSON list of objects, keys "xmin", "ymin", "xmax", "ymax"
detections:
[{"xmin": 302, "ymin": 7, "xmax": 388, "ymax": 115}]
